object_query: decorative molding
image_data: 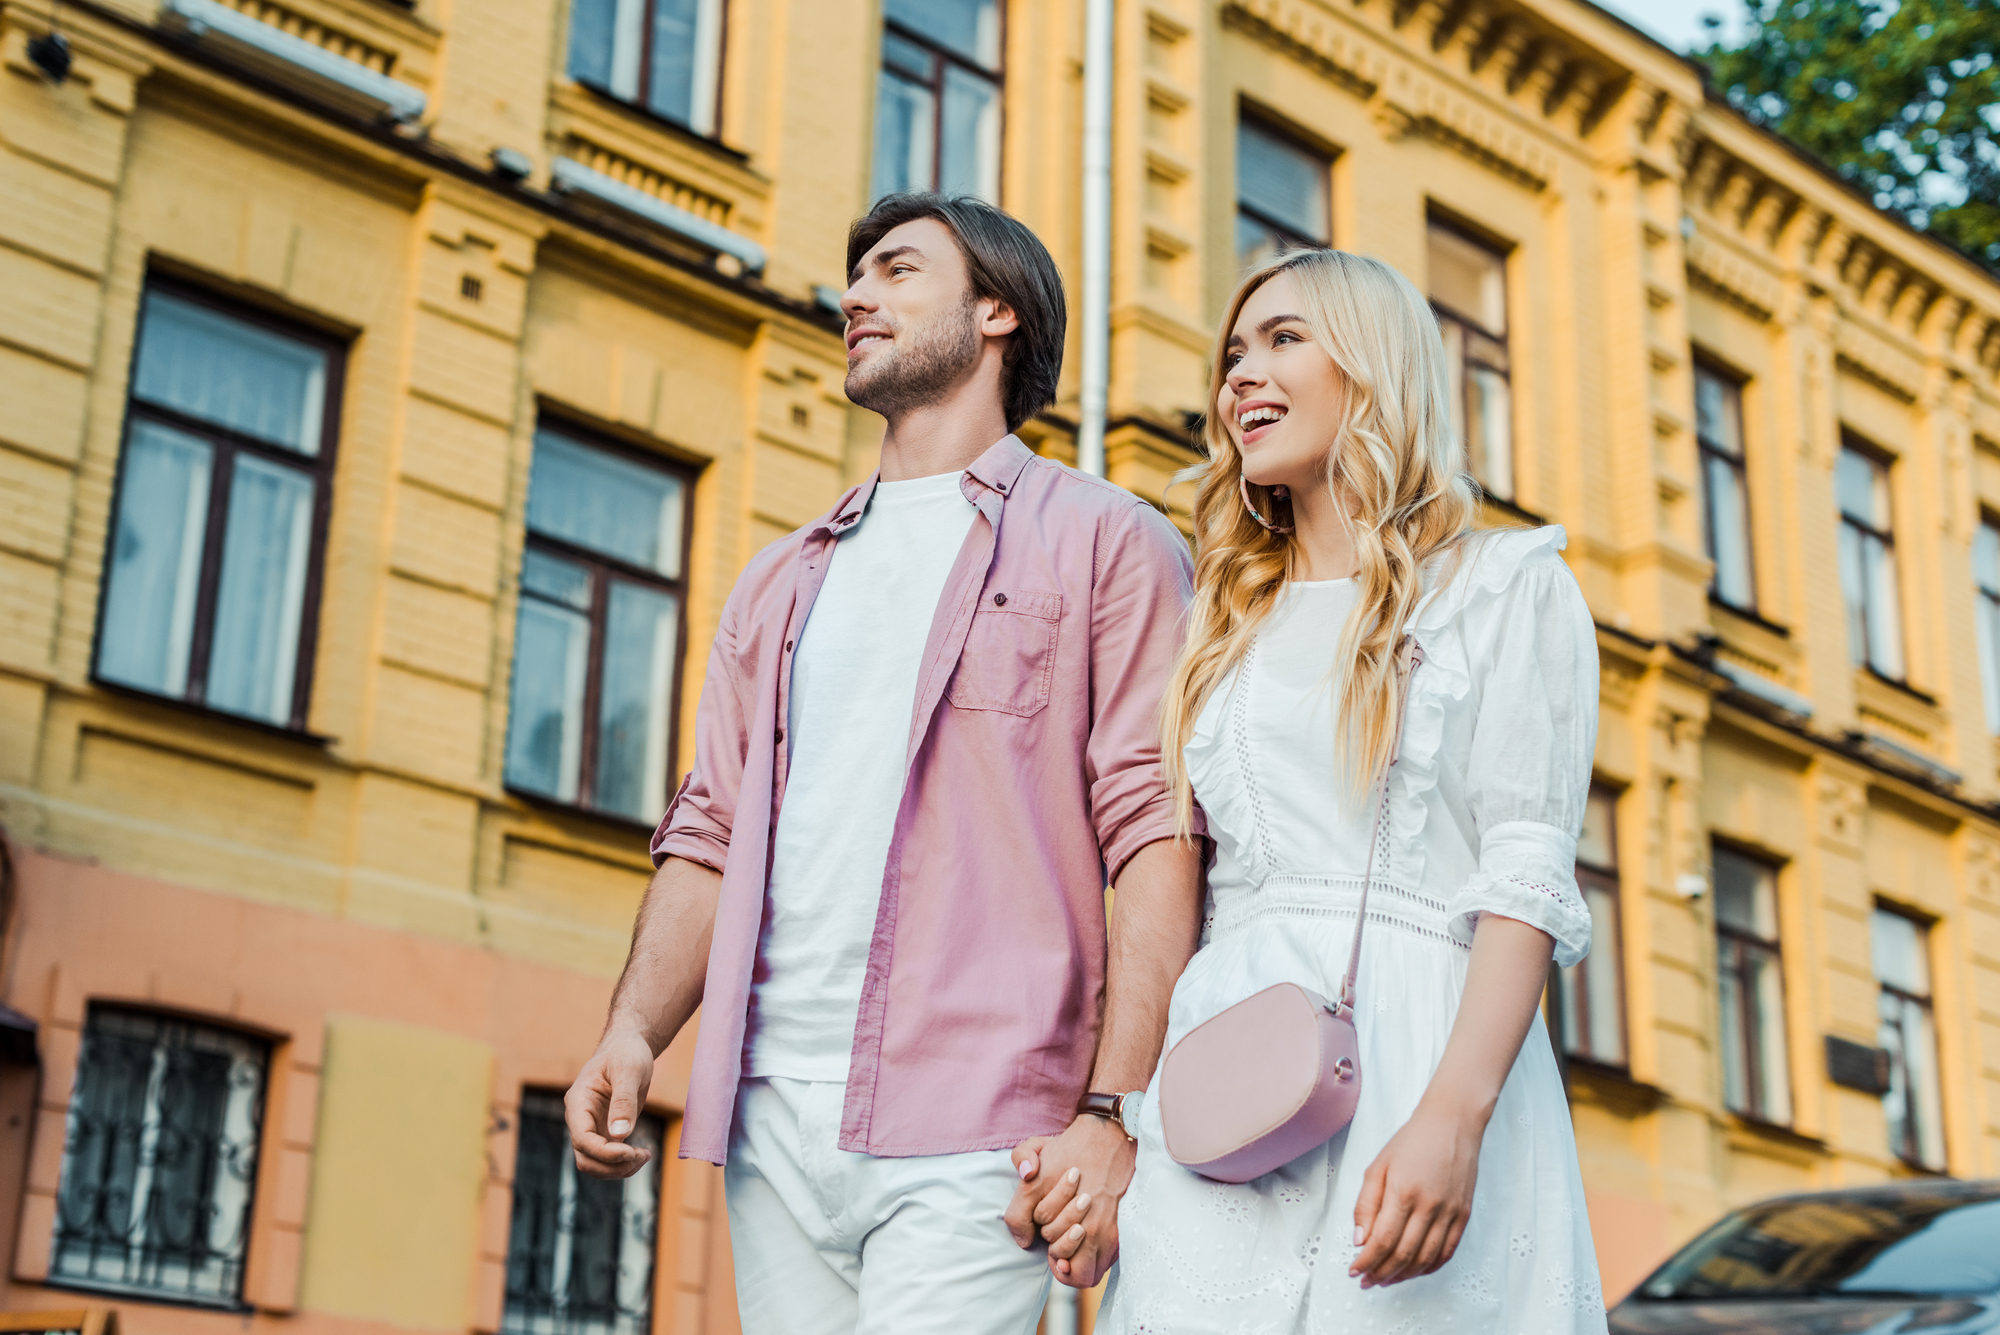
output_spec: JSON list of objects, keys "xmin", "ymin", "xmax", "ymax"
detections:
[
  {"xmin": 559, "ymin": 136, "xmax": 734, "ymax": 228},
  {"xmin": 1220, "ymin": 0, "xmax": 1381, "ymax": 101},
  {"xmin": 1684, "ymin": 233, "xmax": 1779, "ymax": 323},
  {"xmin": 1374, "ymin": 79, "xmax": 1552, "ymax": 191}
]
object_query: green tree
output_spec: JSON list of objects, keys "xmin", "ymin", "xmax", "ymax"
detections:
[{"xmin": 1697, "ymin": 0, "xmax": 2000, "ymax": 270}]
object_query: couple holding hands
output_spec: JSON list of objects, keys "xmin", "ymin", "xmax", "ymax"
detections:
[{"xmin": 562, "ymin": 192, "xmax": 1607, "ymax": 1335}]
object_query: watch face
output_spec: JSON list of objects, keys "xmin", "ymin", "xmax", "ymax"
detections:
[{"xmin": 1119, "ymin": 1089, "xmax": 1146, "ymax": 1139}]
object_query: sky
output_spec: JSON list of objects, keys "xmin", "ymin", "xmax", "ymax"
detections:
[{"xmin": 1589, "ymin": 0, "xmax": 1746, "ymax": 54}]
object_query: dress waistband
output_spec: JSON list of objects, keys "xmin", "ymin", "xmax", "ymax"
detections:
[{"xmin": 1206, "ymin": 873, "xmax": 1463, "ymax": 949}]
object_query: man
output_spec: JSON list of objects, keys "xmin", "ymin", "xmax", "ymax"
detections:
[{"xmin": 563, "ymin": 192, "xmax": 1202, "ymax": 1333}]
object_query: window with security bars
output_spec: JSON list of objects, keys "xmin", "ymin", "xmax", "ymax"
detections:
[
  {"xmin": 1837, "ymin": 440, "xmax": 1904, "ymax": 680},
  {"xmin": 871, "ymin": 0, "xmax": 1002, "ymax": 203},
  {"xmin": 1427, "ymin": 222, "xmax": 1513, "ymax": 501},
  {"xmin": 51, "ymin": 1006, "xmax": 270, "ymax": 1307},
  {"xmin": 1236, "ymin": 116, "xmax": 1329, "ymax": 272},
  {"xmin": 1973, "ymin": 520, "xmax": 2000, "ymax": 733},
  {"xmin": 1695, "ymin": 363, "xmax": 1755, "ymax": 611},
  {"xmin": 1872, "ymin": 909, "xmax": 1946, "ymax": 1171},
  {"xmin": 566, "ymin": 0, "xmax": 724, "ymax": 135},
  {"xmin": 504, "ymin": 426, "xmax": 692, "ymax": 823},
  {"xmin": 93, "ymin": 286, "xmax": 341, "ymax": 731},
  {"xmin": 1554, "ymin": 787, "xmax": 1626, "ymax": 1068},
  {"xmin": 1714, "ymin": 847, "xmax": 1792, "ymax": 1125},
  {"xmin": 503, "ymin": 1091, "xmax": 663, "ymax": 1335}
]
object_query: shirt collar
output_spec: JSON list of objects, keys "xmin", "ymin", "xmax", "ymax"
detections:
[{"xmin": 811, "ymin": 434, "xmax": 1033, "ymax": 539}]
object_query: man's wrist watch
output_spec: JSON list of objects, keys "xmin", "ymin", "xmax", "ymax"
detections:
[{"xmin": 1078, "ymin": 1089, "xmax": 1146, "ymax": 1141}]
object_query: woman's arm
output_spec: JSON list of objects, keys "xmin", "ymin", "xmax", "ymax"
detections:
[{"xmin": 1347, "ymin": 914, "xmax": 1554, "ymax": 1287}]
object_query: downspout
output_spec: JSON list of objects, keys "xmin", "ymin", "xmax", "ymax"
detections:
[{"xmin": 1076, "ymin": 0, "xmax": 1114, "ymax": 480}]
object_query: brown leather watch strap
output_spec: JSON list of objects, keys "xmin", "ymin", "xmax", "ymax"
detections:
[{"xmin": 1078, "ymin": 1091, "xmax": 1124, "ymax": 1121}]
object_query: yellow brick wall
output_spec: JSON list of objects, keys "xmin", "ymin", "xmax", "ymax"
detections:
[{"xmin": 2, "ymin": 0, "xmax": 1999, "ymax": 1327}]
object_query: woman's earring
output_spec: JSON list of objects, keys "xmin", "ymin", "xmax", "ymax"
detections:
[{"xmin": 1240, "ymin": 474, "xmax": 1294, "ymax": 534}]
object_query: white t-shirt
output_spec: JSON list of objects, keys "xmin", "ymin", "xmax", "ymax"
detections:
[{"xmin": 745, "ymin": 469, "xmax": 979, "ymax": 1080}]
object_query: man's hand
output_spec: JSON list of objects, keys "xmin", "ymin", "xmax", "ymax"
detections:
[
  {"xmin": 1004, "ymin": 1114, "xmax": 1134, "ymax": 1288},
  {"xmin": 563, "ymin": 1027, "xmax": 658, "ymax": 1179}
]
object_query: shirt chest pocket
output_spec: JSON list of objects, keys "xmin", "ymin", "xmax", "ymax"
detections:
[{"xmin": 946, "ymin": 589, "xmax": 1063, "ymax": 717}]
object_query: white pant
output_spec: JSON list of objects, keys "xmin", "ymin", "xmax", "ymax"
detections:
[{"xmin": 724, "ymin": 1077, "xmax": 1052, "ymax": 1335}]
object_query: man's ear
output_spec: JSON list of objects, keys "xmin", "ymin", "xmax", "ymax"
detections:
[{"xmin": 980, "ymin": 296, "xmax": 1021, "ymax": 339}]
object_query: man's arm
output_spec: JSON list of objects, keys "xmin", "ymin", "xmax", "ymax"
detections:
[
  {"xmin": 564, "ymin": 855, "xmax": 723, "ymax": 1178},
  {"xmin": 1002, "ymin": 835, "xmax": 1201, "ymax": 1286}
]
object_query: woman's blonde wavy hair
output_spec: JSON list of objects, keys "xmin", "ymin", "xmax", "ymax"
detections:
[{"xmin": 1164, "ymin": 248, "xmax": 1480, "ymax": 834}]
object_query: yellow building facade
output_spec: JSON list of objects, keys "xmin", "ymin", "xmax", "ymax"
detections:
[{"xmin": 0, "ymin": 0, "xmax": 1998, "ymax": 1330}]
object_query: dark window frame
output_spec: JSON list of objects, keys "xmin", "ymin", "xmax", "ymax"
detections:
[
  {"xmin": 876, "ymin": 1, "xmax": 1007, "ymax": 201},
  {"xmin": 1425, "ymin": 217, "xmax": 1514, "ymax": 501},
  {"xmin": 566, "ymin": 0, "xmax": 730, "ymax": 140},
  {"xmin": 90, "ymin": 279, "xmax": 346, "ymax": 735},
  {"xmin": 1872, "ymin": 905, "xmax": 1945, "ymax": 1171},
  {"xmin": 505, "ymin": 422, "xmax": 698, "ymax": 824},
  {"xmin": 1976, "ymin": 514, "xmax": 2000, "ymax": 733},
  {"xmin": 1555, "ymin": 785, "xmax": 1628, "ymax": 1071},
  {"xmin": 50, "ymin": 1004, "xmax": 273, "ymax": 1310},
  {"xmin": 1695, "ymin": 358, "xmax": 1756, "ymax": 613},
  {"xmin": 1838, "ymin": 434, "xmax": 1905, "ymax": 681},
  {"xmin": 1714, "ymin": 843, "xmax": 1791, "ymax": 1126},
  {"xmin": 1234, "ymin": 111, "xmax": 1332, "ymax": 261},
  {"xmin": 503, "ymin": 1088, "xmax": 666, "ymax": 1334}
]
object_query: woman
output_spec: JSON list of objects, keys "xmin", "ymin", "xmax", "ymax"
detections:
[{"xmin": 1082, "ymin": 249, "xmax": 1607, "ymax": 1332}]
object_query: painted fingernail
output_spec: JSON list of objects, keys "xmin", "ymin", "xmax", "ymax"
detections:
[
  {"xmin": 1018, "ymin": 1159, "xmax": 1035, "ymax": 1180},
  {"xmin": 1075, "ymin": 1193, "xmax": 1091, "ymax": 1211},
  {"xmin": 1353, "ymin": 1225, "xmax": 1366, "ymax": 1245},
  {"xmin": 1065, "ymin": 1224, "xmax": 1083, "ymax": 1242},
  {"xmin": 610, "ymin": 1119, "xmax": 631, "ymax": 1136},
  {"xmin": 1066, "ymin": 1167, "xmax": 1081, "ymax": 1184}
]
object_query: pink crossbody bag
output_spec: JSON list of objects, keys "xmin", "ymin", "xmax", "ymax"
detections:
[{"xmin": 1156, "ymin": 636, "xmax": 1424, "ymax": 1183}]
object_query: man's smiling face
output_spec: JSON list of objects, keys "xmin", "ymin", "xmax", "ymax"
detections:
[{"xmin": 840, "ymin": 217, "xmax": 986, "ymax": 420}]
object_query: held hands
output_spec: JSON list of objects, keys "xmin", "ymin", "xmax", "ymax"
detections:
[
  {"xmin": 563, "ymin": 1027, "xmax": 658, "ymax": 1179},
  {"xmin": 1348, "ymin": 1099, "xmax": 1487, "ymax": 1288},
  {"xmin": 1004, "ymin": 1114, "xmax": 1135, "ymax": 1289}
]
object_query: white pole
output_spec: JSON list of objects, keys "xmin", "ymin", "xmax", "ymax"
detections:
[
  {"xmin": 1044, "ymin": 1283, "xmax": 1080, "ymax": 1335},
  {"xmin": 1076, "ymin": 0, "xmax": 1114, "ymax": 480}
]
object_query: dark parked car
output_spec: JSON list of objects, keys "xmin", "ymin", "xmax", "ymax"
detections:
[{"xmin": 1609, "ymin": 1178, "xmax": 2000, "ymax": 1334}]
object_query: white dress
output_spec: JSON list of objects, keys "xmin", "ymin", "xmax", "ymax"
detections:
[{"xmin": 1102, "ymin": 528, "xmax": 1609, "ymax": 1335}]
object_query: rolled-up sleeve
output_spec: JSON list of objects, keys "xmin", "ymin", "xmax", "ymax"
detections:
[
  {"xmin": 650, "ymin": 595, "xmax": 750, "ymax": 871},
  {"xmin": 1445, "ymin": 544, "xmax": 1599, "ymax": 967},
  {"xmin": 1085, "ymin": 501, "xmax": 1204, "ymax": 882}
]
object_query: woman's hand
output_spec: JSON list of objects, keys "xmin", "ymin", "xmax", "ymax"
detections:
[{"xmin": 1349, "ymin": 1101, "xmax": 1485, "ymax": 1287}]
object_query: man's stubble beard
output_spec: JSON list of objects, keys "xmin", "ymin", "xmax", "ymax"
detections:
[{"xmin": 845, "ymin": 293, "xmax": 984, "ymax": 421}]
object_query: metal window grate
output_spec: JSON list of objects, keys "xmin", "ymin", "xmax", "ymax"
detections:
[
  {"xmin": 52, "ymin": 1006, "xmax": 269, "ymax": 1307},
  {"xmin": 502, "ymin": 1091, "xmax": 662, "ymax": 1335}
]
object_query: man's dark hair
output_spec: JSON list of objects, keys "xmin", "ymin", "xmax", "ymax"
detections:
[{"xmin": 846, "ymin": 193, "xmax": 1067, "ymax": 432}]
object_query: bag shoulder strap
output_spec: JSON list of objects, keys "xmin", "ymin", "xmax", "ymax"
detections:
[{"xmin": 1337, "ymin": 634, "xmax": 1425, "ymax": 1011}]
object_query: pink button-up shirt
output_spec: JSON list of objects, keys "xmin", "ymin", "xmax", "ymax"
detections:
[{"xmin": 653, "ymin": 435, "xmax": 1198, "ymax": 1163}]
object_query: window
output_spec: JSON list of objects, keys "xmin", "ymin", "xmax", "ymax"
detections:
[
  {"xmin": 871, "ymin": 0, "xmax": 1001, "ymax": 203},
  {"xmin": 504, "ymin": 1091, "xmax": 663, "ymax": 1335},
  {"xmin": 1872, "ymin": 909, "xmax": 1946, "ymax": 1170},
  {"xmin": 1973, "ymin": 520, "xmax": 2000, "ymax": 733},
  {"xmin": 1555, "ymin": 787, "xmax": 1626, "ymax": 1067},
  {"xmin": 1714, "ymin": 847, "xmax": 1791, "ymax": 1124},
  {"xmin": 94, "ymin": 287, "xmax": 341, "ymax": 730},
  {"xmin": 1696, "ymin": 363, "xmax": 1755, "ymax": 610},
  {"xmin": 505, "ymin": 427, "xmax": 691, "ymax": 823},
  {"xmin": 1428, "ymin": 222, "xmax": 1513, "ymax": 500},
  {"xmin": 1837, "ymin": 441, "xmax": 1904, "ymax": 679},
  {"xmin": 1235, "ymin": 117, "xmax": 1329, "ymax": 271},
  {"xmin": 51, "ymin": 1007, "xmax": 270, "ymax": 1306},
  {"xmin": 566, "ymin": 0, "xmax": 724, "ymax": 135}
]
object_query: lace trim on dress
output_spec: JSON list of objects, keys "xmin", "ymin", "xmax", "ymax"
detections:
[{"xmin": 1230, "ymin": 641, "xmax": 1280, "ymax": 880}]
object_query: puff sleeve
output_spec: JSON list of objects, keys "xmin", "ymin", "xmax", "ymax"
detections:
[{"xmin": 1442, "ymin": 536, "xmax": 1599, "ymax": 967}]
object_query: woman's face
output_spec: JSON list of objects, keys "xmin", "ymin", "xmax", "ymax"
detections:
[{"xmin": 1218, "ymin": 271, "xmax": 1346, "ymax": 496}]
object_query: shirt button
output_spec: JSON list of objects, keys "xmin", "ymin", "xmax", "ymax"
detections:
[
  {"xmin": 993, "ymin": 592, "xmax": 1008, "ymax": 606},
  {"xmin": 775, "ymin": 728, "xmax": 785, "ymax": 743},
  {"xmin": 786, "ymin": 640, "xmax": 794, "ymax": 651}
]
